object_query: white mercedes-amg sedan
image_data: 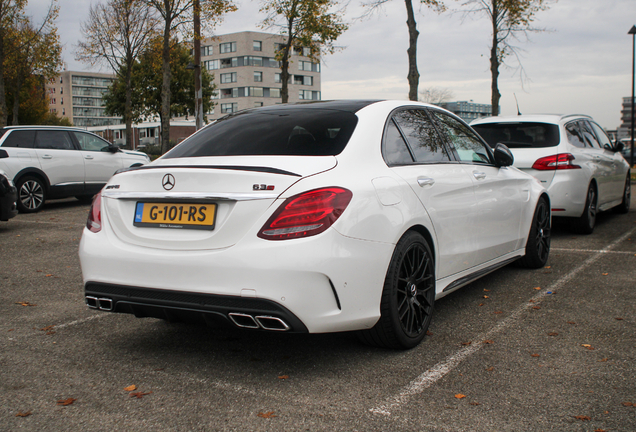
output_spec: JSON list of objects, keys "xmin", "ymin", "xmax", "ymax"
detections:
[{"xmin": 79, "ymin": 100, "xmax": 550, "ymax": 349}]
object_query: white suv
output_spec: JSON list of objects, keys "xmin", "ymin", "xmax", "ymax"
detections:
[
  {"xmin": 471, "ymin": 115, "xmax": 631, "ymax": 233},
  {"xmin": 0, "ymin": 126, "xmax": 150, "ymax": 213}
]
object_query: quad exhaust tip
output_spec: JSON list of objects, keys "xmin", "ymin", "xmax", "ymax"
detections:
[
  {"xmin": 228, "ymin": 312, "xmax": 290, "ymax": 331},
  {"xmin": 85, "ymin": 296, "xmax": 113, "ymax": 311}
]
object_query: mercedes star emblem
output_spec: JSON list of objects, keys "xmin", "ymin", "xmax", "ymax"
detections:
[{"xmin": 162, "ymin": 174, "xmax": 175, "ymax": 190}]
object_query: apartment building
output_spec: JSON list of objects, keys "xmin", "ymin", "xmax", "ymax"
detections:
[
  {"xmin": 439, "ymin": 101, "xmax": 494, "ymax": 123},
  {"xmin": 618, "ymin": 96, "xmax": 634, "ymax": 141},
  {"xmin": 200, "ymin": 31, "xmax": 322, "ymax": 120},
  {"xmin": 45, "ymin": 70, "xmax": 122, "ymax": 127}
]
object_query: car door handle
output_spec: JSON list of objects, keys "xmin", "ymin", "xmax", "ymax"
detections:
[
  {"xmin": 42, "ymin": 154, "xmax": 52, "ymax": 159},
  {"xmin": 85, "ymin": 155, "xmax": 94, "ymax": 160},
  {"xmin": 417, "ymin": 177, "xmax": 435, "ymax": 187},
  {"xmin": 473, "ymin": 171, "xmax": 486, "ymax": 180}
]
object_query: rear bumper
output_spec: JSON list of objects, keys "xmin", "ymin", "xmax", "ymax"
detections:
[
  {"xmin": 521, "ymin": 168, "xmax": 588, "ymax": 217},
  {"xmin": 84, "ymin": 282, "xmax": 309, "ymax": 332}
]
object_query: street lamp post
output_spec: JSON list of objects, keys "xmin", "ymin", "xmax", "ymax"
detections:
[{"xmin": 629, "ymin": 25, "xmax": 636, "ymax": 167}]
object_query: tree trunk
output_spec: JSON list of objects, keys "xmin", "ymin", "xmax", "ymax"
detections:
[
  {"xmin": 0, "ymin": 34, "xmax": 7, "ymax": 127},
  {"xmin": 405, "ymin": 0, "xmax": 419, "ymax": 101},
  {"xmin": 124, "ymin": 56, "xmax": 133, "ymax": 149},
  {"xmin": 489, "ymin": 3, "xmax": 500, "ymax": 116},
  {"xmin": 160, "ymin": 20, "xmax": 171, "ymax": 154},
  {"xmin": 280, "ymin": 45, "xmax": 291, "ymax": 104}
]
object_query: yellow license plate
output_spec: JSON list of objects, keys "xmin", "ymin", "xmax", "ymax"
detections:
[{"xmin": 133, "ymin": 202, "xmax": 216, "ymax": 230}]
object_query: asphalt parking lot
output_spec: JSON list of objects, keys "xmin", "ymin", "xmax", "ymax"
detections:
[{"xmin": 1, "ymin": 194, "xmax": 635, "ymax": 432}]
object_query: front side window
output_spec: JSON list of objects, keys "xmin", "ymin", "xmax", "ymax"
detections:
[
  {"xmin": 164, "ymin": 108, "xmax": 359, "ymax": 158},
  {"xmin": 35, "ymin": 131, "xmax": 75, "ymax": 150},
  {"xmin": 72, "ymin": 132, "xmax": 111, "ymax": 151},
  {"xmin": 393, "ymin": 110, "xmax": 450, "ymax": 163},
  {"xmin": 431, "ymin": 111, "xmax": 491, "ymax": 164},
  {"xmin": 580, "ymin": 120, "xmax": 601, "ymax": 149},
  {"xmin": 590, "ymin": 121, "xmax": 612, "ymax": 149}
]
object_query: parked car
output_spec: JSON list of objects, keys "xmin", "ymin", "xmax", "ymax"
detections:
[
  {"xmin": 0, "ymin": 126, "xmax": 150, "ymax": 213},
  {"xmin": 79, "ymin": 100, "xmax": 550, "ymax": 350},
  {"xmin": 619, "ymin": 138, "xmax": 635, "ymax": 163},
  {"xmin": 471, "ymin": 115, "xmax": 631, "ymax": 234},
  {"xmin": 0, "ymin": 167, "xmax": 18, "ymax": 221}
]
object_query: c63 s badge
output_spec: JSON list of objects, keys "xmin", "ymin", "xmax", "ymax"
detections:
[{"xmin": 253, "ymin": 184, "xmax": 275, "ymax": 191}]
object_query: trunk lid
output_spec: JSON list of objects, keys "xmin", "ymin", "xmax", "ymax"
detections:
[{"xmin": 101, "ymin": 156, "xmax": 336, "ymax": 250}]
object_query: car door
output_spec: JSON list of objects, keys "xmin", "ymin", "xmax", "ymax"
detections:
[
  {"xmin": 0, "ymin": 130, "xmax": 39, "ymax": 179},
  {"xmin": 34, "ymin": 130, "xmax": 84, "ymax": 195},
  {"xmin": 578, "ymin": 120, "xmax": 618, "ymax": 206},
  {"xmin": 429, "ymin": 110, "xmax": 526, "ymax": 265},
  {"xmin": 384, "ymin": 108, "xmax": 480, "ymax": 278},
  {"xmin": 71, "ymin": 131, "xmax": 124, "ymax": 193},
  {"xmin": 589, "ymin": 120, "xmax": 627, "ymax": 203}
]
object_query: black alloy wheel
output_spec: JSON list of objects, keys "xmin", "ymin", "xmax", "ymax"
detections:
[
  {"xmin": 573, "ymin": 184, "xmax": 597, "ymax": 234},
  {"xmin": 517, "ymin": 196, "xmax": 551, "ymax": 268},
  {"xmin": 17, "ymin": 176, "xmax": 45, "ymax": 213},
  {"xmin": 358, "ymin": 231, "xmax": 435, "ymax": 349},
  {"xmin": 613, "ymin": 175, "xmax": 631, "ymax": 214}
]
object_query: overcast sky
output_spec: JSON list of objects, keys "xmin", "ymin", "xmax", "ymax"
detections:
[{"xmin": 25, "ymin": 0, "xmax": 636, "ymax": 129}]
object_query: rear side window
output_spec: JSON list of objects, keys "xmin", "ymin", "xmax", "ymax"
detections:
[
  {"xmin": 473, "ymin": 122, "xmax": 560, "ymax": 148},
  {"xmin": 164, "ymin": 108, "xmax": 358, "ymax": 158},
  {"xmin": 383, "ymin": 119, "xmax": 414, "ymax": 165},
  {"xmin": 565, "ymin": 122, "xmax": 586, "ymax": 148},
  {"xmin": 392, "ymin": 109, "xmax": 450, "ymax": 163},
  {"xmin": 35, "ymin": 131, "xmax": 75, "ymax": 150},
  {"xmin": 1, "ymin": 130, "xmax": 36, "ymax": 148}
]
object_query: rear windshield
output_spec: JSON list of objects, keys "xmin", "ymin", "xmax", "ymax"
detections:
[
  {"xmin": 164, "ymin": 108, "xmax": 359, "ymax": 158},
  {"xmin": 472, "ymin": 122, "xmax": 560, "ymax": 148}
]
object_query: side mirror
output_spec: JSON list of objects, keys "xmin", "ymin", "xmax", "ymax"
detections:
[
  {"xmin": 107, "ymin": 144, "xmax": 119, "ymax": 153},
  {"xmin": 613, "ymin": 141, "xmax": 624, "ymax": 152},
  {"xmin": 493, "ymin": 143, "xmax": 514, "ymax": 167}
]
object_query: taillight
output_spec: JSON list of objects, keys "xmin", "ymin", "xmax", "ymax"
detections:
[
  {"xmin": 86, "ymin": 192, "xmax": 102, "ymax": 233},
  {"xmin": 258, "ymin": 187, "xmax": 353, "ymax": 240},
  {"xmin": 531, "ymin": 153, "xmax": 581, "ymax": 170}
]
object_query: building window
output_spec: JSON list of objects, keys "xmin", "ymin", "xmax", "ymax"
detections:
[
  {"xmin": 62, "ymin": 108, "xmax": 65, "ymax": 115},
  {"xmin": 299, "ymin": 90, "xmax": 320, "ymax": 100},
  {"xmin": 269, "ymin": 88, "xmax": 281, "ymax": 98},
  {"xmin": 299, "ymin": 61, "xmax": 320, "ymax": 72},
  {"xmin": 221, "ymin": 103, "xmax": 237, "ymax": 113},
  {"xmin": 60, "ymin": 76, "xmax": 63, "ymax": 84},
  {"xmin": 249, "ymin": 87, "xmax": 264, "ymax": 97},
  {"xmin": 304, "ymin": 76, "xmax": 313, "ymax": 86},
  {"xmin": 60, "ymin": 98, "xmax": 63, "ymax": 104},
  {"xmin": 220, "ymin": 72, "xmax": 237, "ymax": 84},
  {"xmin": 220, "ymin": 58, "xmax": 237, "ymax": 68},
  {"xmin": 220, "ymin": 42, "xmax": 236, "ymax": 54},
  {"xmin": 204, "ymin": 59, "xmax": 219, "ymax": 70},
  {"xmin": 201, "ymin": 45, "xmax": 213, "ymax": 56},
  {"xmin": 253, "ymin": 40, "xmax": 262, "ymax": 51},
  {"xmin": 60, "ymin": 87, "xmax": 63, "ymax": 94},
  {"xmin": 50, "ymin": 98, "xmax": 56, "ymax": 104},
  {"xmin": 254, "ymin": 71, "xmax": 262, "ymax": 82}
]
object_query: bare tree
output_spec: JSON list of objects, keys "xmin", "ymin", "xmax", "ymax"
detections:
[
  {"xmin": 419, "ymin": 86, "xmax": 453, "ymax": 104},
  {"xmin": 260, "ymin": 0, "xmax": 347, "ymax": 104},
  {"xmin": 362, "ymin": 0, "xmax": 445, "ymax": 101},
  {"xmin": 77, "ymin": 0, "xmax": 159, "ymax": 148},
  {"xmin": 143, "ymin": 0, "xmax": 235, "ymax": 154},
  {"xmin": 459, "ymin": 0, "xmax": 553, "ymax": 115}
]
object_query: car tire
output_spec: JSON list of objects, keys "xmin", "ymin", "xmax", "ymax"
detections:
[
  {"xmin": 516, "ymin": 196, "xmax": 551, "ymax": 269},
  {"xmin": 16, "ymin": 176, "xmax": 46, "ymax": 213},
  {"xmin": 572, "ymin": 184, "xmax": 597, "ymax": 234},
  {"xmin": 613, "ymin": 176, "xmax": 631, "ymax": 214},
  {"xmin": 358, "ymin": 231, "xmax": 435, "ymax": 350}
]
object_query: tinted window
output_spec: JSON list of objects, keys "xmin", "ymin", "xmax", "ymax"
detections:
[
  {"xmin": 35, "ymin": 131, "xmax": 75, "ymax": 150},
  {"xmin": 590, "ymin": 121, "xmax": 612, "ymax": 149},
  {"xmin": 565, "ymin": 122, "xmax": 586, "ymax": 148},
  {"xmin": 580, "ymin": 120, "xmax": 601, "ymax": 149},
  {"xmin": 393, "ymin": 110, "xmax": 450, "ymax": 163},
  {"xmin": 73, "ymin": 131, "xmax": 111, "ymax": 151},
  {"xmin": 431, "ymin": 111, "xmax": 491, "ymax": 164},
  {"xmin": 1, "ymin": 130, "xmax": 36, "ymax": 148},
  {"xmin": 472, "ymin": 122, "xmax": 560, "ymax": 148},
  {"xmin": 383, "ymin": 119, "xmax": 414, "ymax": 165},
  {"xmin": 164, "ymin": 109, "xmax": 358, "ymax": 158}
]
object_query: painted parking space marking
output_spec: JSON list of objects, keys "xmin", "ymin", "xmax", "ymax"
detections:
[{"xmin": 370, "ymin": 228, "xmax": 636, "ymax": 416}]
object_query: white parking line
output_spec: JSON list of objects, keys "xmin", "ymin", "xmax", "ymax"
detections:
[
  {"xmin": 369, "ymin": 228, "xmax": 636, "ymax": 416},
  {"xmin": 552, "ymin": 247, "xmax": 635, "ymax": 255}
]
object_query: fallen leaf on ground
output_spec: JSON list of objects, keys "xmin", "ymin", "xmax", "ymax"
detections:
[
  {"xmin": 544, "ymin": 266, "xmax": 551, "ymax": 269},
  {"xmin": 615, "ymin": 317, "xmax": 624, "ymax": 320},
  {"xmin": 129, "ymin": 391, "xmax": 152, "ymax": 399},
  {"xmin": 15, "ymin": 302, "xmax": 36, "ymax": 307},
  {"xmin": 124, "ymin": 385, "xmax": 136, "ymax": 392},
  {"xmin": 40, "ymin": 325, "xmax": 55, "ymax": 332},
  {"xmin": 602, "ymin": 273, "xmax": 609, "ymax": 276},
  {"xmin": 622, "ymin": 402, "xmax": 634, "ymax": 407},
  {"xmin": 483, "ymin": 340, "xmax": 494, "ymax": 344},
  {"xmin": 478, "ymin": 303, "xmax": 484, "ymax": 306},
  {"xmin": 57, "ymin": 398, "xmax": 76, "ymax": 406},
  {"xmin": 582, "ymin": 344, "xmax": 595, "ymax": 350},
  {"xmin": 45, "ymin": 274, "xmax": 53, "ymax": 277},
  {"xmin": 483, "ymin": 289, "xmax": 490, "ymax": 292},
  {"xmin": 15, "ymin": 411, "xmax": 31, "ymax": 417},
  {"xmin": 573, "ymin": 415, "xmax": 590, "ymax": 421},
  {"xmin": 470, "ymin": 402, "xmax": 480, "ymax": 406},
  {"xmin": 483, "ymin": 295, "xmax": 489, "ymax": 299},
  {"xmin": 532, "ymin": 306, "xmax": 541, "ymax": 310},
  {"xmin": 567, "ymin": 321, "xmax": 576, "ymax": 325},
  {"xmin": 486, "ymin": 367, "xmax": 495, "ymax": 371},
  {"xmin": 494, "ymin": 311, "xmax": 503, "ymax": 314},
  {"xmin": 454, "ymin": 394, "xmax": 466, "ymax": 399},
  {"xmin": 531, "ymin": 354, "xmax": 540, "ymax": 358},
  {"xmin": 595, "ymin": 429, "xmax": 607, "ymax": 432},
  {"xmin": 278, "ymin": 375, "xmax": 289, "ymax": 380},
  {"xmin": 426, "ymin": 331, "xmax": 433, "ymax": 336},
  {"xmin": 548, "ymin": 332, "xmax": 558, "ymax": 336},
  {"xmin": 533, "ymin": 287, "xmax": 541, "ymax": 290},
  {"xmin": 257, "ymin": 411, "xmax": 277, "ymax": 419},
  {"xmin": 598, "ymin": 358, "xmax": 608, "ymax": 362},
  {"xmin": 461, "ymin": 341, "xmax": 472, "ymax": 346}
]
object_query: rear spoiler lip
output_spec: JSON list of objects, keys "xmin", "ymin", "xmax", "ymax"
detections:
[{"xmin": 114, "ymin": 164, "xmax": 301, "ymax": 177}]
